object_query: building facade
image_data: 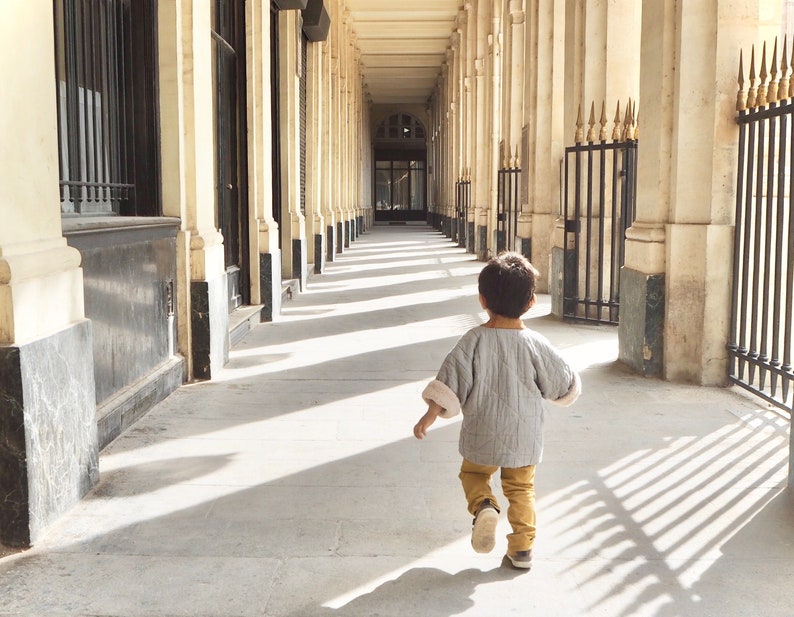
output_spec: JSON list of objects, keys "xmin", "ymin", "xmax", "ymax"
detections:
[{"xmin": 1, "ymin": 0, "xmax": 791, "ymax": 548}]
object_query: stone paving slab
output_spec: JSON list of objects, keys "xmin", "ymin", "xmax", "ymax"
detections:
[{"xmin": 1, "ymin": 225, "xmax": 792, "ymax": 617}]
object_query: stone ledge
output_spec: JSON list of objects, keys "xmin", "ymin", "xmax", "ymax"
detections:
[{"xmin": 96, "ymin": 356, "xmax": 185, "ymax": 450}]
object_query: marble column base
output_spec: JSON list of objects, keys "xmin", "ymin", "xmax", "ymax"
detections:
[
  {"xmin": 517, "ymin": 237, "xmax": 531, "ymax": 260},
  {"xmin": 326, "ymin": 226, "xmax": 336, "ymax": 262},
  {"xmin": 191, "ymin": 274, "xmax": 229, "ymax": 380},
  {"xmin": 292, "ymin": 237, "xmax": 307, "ymax": 290},
  {"xmin": 467, "ymin": 222, "xmax": 475, "ymax": 253},
  {"xmin": 314, "ymin": 234, "xmax": 325, "ymax": 274},
  {"xmin": 476, "ymin": 225, "xmax": 488, "ymax": 261},
  {"xmin": 336, "ymin": 222, "xmax": 343, "ymax": 254},
  {"xmin": 618, "ymin": 268, "xmax": 665, "ymax": 377},
  {"xmin": 0, "ymin": 320, "xmax": 98, "ymax": 547},
  {"xmin": 260, "ymin": 250, "xmax": 282, "ymax": 322}
]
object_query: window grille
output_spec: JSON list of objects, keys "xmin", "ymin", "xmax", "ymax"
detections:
[
  {"xmin": 53, "ymin": 0, "xmax": 159, "ymax": 216},
  {"xmin": 374, "ymin": 114, "xmax": 426, "ymax": 141}
]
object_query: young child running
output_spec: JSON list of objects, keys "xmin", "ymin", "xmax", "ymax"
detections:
[{"xmin": 413, "ymin": 252, "xmax": 581, "ymax": 569}]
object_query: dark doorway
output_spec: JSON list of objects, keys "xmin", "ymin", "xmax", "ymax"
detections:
[
  {"xmin": 212, "ymin": 0, "xmax": 250, "ymax": 313},
  {"xmin": 373, "ymin": 113, "xmax": 427, "ymax": 223}
]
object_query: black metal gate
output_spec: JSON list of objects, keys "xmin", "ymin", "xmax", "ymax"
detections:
[
  {"xmin": 455, "ymin": 178, "xmax": 471, "ymax": 249},
  {"xmin": 563, "ymin": 105, "xmax": 637, "ymax": 324},
  {"xmin": 496, "ymin": 165, "xmax": 520, "ymax": 253},
  {"xmin": 729, "ymin": 45, "xmax": 794, "ymax": 415},
  {"xmin": 212, "ymin": 0, "xmax": 249, "ymax": 312}
]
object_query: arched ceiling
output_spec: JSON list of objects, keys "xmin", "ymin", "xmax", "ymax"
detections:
[{"xmin": 345, "ymin": 0, "xmax": 461, "ymax": 105}]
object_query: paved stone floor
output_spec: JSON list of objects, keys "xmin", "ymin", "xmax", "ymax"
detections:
[{"xmin": 1, "ymin": 225, "xmax": 792, "ymax": 616}]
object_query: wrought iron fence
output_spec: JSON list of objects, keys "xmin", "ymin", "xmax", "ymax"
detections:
[
  {"xmin": 455, "ymin": 176, "xmax": 471, "ymax": 249},
  {"xmin": 497, "ymin": 153, "xmax": 520, "ymax": 253},
  {"xmin": 563, "ymin": 101, "xmax": 637, "ymax": 325},
  {"xmin": 729, "ymin": 41, "xmax": 794, "ymax": 415}
]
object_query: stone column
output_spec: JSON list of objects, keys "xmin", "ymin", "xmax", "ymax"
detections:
[
  {"xmin": 473, "ymin": 0, "xmax": 492, "ymax": 259},
  {"xmin": 527, "ymin": 0, "xmax": 565, "ymax": 297},
  {"xmin": 243, "ymin": 0, "xmax": 281, "ymax": 321},
  {"xmin": 488, "ymin": 3, "xmax": 503, "ymax": 255},
  {"xmin": 464, "ymin": 3, "xmax": 476, "ymax": 252},
  {"xmin": 617, "ymin": 0, "xmax": 672, "ymax": 376},
  {"xmin": 620, "ymin": 1, "xmax": 756, "ymax": 383},
  {"xmin": 306, "ymin": 39, "xmax": 326, "ymax": 274},
  {"xmin": 508, "ymin": 0, "xmax": 525, "ymax": 162},
  {"xmin": 159, "ymin": 0, "xmax": 228, "ymax": 380},
  {"xmin": 0, "ymin": 0, "xmax": 98, "ymax": 547},
  {"xmin": 278, "ymin": 10, "xmax": 307, "ymax": 289},
  {"xmin": 321, "ymin": 38, "xmax": 336, "ymax": 261}
]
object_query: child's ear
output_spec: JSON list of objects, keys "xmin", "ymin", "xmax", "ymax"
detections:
[
  {"xmin": 525, "ymin": 294, "xmax": 536, "ymax": 311},
  {"xmin": 479, "ymin": 293, "xmax": 488, "ymax": 310}
]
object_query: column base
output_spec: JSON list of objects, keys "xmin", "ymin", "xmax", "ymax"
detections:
[
  {"xmin": 292, "ymin": 237, "xmax": 307, "ymax": 290},
  {"xmin": 0, "ymin": 320, "xmax": 98, "ymax": 547},
  {"xmin": 550, "ymin": 246, "xmax": 578, "ymax": 318},
  {"xmin": 326, "ymin": 225, "xmax": 336, "ymax": 262},
  {"xmin": 190, "ymin": 274, "xmax": 230, "ymax": 380},
  {"xmin": 618, "ymin": 268, "xmax": 665, "ymax": 377},
  {"xmin": 314, "ymin": 233, "xmax": 325, "ymax": 274},
  {"xmin": 336, "ymin": 222, "xmax": 343, "ymax": 254},
  {"xmin": 517, "ymin": 236, "xmax": 531, "ymax": 259},
  {"xmin": 259, "ymin": 250, "xmax": 282, "ymax": 322},
  {"xmin": 476, "ymin": 225, "xmax": 488, "ymax": 261}
]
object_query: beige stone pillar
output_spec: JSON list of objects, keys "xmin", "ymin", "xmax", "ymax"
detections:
[
  {"xmin": 507, "ymin": 0, "xmax": 525, "ymax": 158},
  {"xmin": 306, "ymin": 38, "xmax": 325, "ymax": 274},
  {"xmin": 473, "ymin": 0, "xmax": 492, "ymax": 259},
  {"xmin": 620, "ymin": 0, "xmax": 760, "ymax": 384},
  {"xmin": 566, "ymin": 0, "xmax": 640, "ymax": 129},
  {"xmin": 488, "ymin": 3, "xmax": 503, "ymax": 256},
  {"xmin": 0, "ymin": 0, "xmax": 98, "ymax": 547},
  {"xmin": 463, "ymin": 3, "xmax": 476, "ymax": 251},
  {"xmin": 525, "ymin": 0, "xmax": 565, "ymax": 297},
  {"xmin": 327, "ymin": 5, "xmax": 340, "ymax": 256},
  {"xmin": 159, "ymin": 0, "xmax": 228, "ymax": 379},
  {"xmin": 244, "ymin": 0, "xmax": 281, "ymax": 321},
  {"xmin": 320, "ymin": 37, "xmax": 337, "ymax": 260},
  {"xmin": 277, "ymin": 10, "xmax": 308, "ymax": 288}
]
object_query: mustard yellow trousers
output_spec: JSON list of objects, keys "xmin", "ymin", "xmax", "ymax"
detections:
[{"xmin": 459, "ymin": 458, "xmax": 537, "ymax": 553}]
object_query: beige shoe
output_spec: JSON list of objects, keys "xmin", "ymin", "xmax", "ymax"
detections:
[
  {"xmin": 471, "ymin": 499, "xmax": 499, "ymax": 553},
  {"xmin": 506, "ymin": 549, "xmax": 533, "ymax": 569}
]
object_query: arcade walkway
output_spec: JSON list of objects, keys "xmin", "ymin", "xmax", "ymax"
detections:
[{"xmin": 0, "ymin": 225, "xmax": 791, "ymax": 617}]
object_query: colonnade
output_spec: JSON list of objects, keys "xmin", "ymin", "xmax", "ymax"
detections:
[{"xmin": 427, "ymin": 0, "xmax": 776, "ymax": 387}]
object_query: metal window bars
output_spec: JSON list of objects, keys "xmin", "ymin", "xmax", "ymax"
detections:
[{"xmin": 54, "ymin": 0, "xmax": 135, "ymax": 214}]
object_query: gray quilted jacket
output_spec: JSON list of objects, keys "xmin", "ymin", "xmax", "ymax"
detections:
[{"xmin": 422, "ymin": 325, "xmax": 581, "ymax": 468}]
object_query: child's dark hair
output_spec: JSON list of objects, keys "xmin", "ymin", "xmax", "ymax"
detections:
[{"xmin": 478, "ymin": 252, "xmax": 539, "ymax": 318}]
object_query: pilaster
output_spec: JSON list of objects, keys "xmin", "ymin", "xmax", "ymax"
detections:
[
  {"xmin": 524, "ymin": 0, "xmax": 565, "ymax": 291},
  {"xmin": 0, "ymin": 0, "xmax": 98, "ymax": 547},
  {"xmin": 278, "ymin": 9, "xmax": 307, "ymax": 288},
  {"xmin": 243, "ymin": 0, "xmax": 281, "ymax": 320},
  {"xmin": 159, "ymin": 0, "xmax": 228, "ymax": 379}
]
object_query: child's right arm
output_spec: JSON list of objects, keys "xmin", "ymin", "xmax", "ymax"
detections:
[{"xmin": 413, "ymin": 400, "xmax": 444, "ymax": 440}]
